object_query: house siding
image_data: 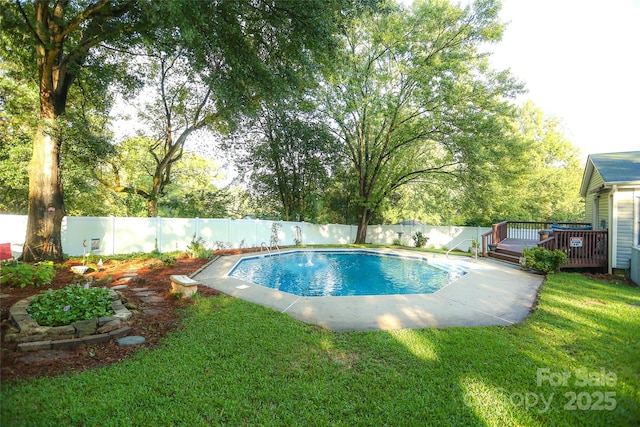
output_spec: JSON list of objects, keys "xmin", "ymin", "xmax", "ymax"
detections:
[
  {"xmin": 614, "ymin": 189, "xmax": 636, "ymax": 269},
  {"xmin": 598, "ymin": 196, "xmax": 609, "ymax": 230},
  {"xmin": 585, "ymin": 170, "xmax": 605, "ymax": 226}
]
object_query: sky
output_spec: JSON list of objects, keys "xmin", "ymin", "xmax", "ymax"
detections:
[{"xmin": 485, "ymin": 0, "xmax": 640, "ymax": 160}]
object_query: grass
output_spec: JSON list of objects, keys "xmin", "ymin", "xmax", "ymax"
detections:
[{"xmin": 1, "ymin": 273, "xmax": 639, "ymax": 426}]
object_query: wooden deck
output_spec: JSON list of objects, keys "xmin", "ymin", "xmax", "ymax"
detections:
[
  {"xmin": 496, "ymin": 238, "xmax": 537, "ymax": 254},
  {"xmin": 482, "ymin": 221, "xmax": 608, "ymax": 270}
]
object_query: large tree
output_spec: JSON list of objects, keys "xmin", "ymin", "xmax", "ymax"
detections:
[
  {"xmin": 234, "ymin": 102, "xmax": 339, "ymax": 221},
  {"xmin": 1, "ymin": 0, "xmax": 145, "ymax": 261},
  {"xmin": 100, "ymin": 50, "xmax": 222, "ymax": 217},
  {"xmin": 459, "ymin": 101, "xmax": 583, "ymax": 224},
  {"xmin": 1, "ymin": 0, "xmax": 360, "ymax": 260},
  {"xmin": 319, "ymin": 0, "xmax": 521, "ymax": 243}
]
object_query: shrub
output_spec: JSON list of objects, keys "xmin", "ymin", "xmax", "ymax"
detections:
[
  {"xmin": 412, "ymin": 231, "xmax": 429, "ymax": 248},
  {"xmin": 522, "ymin": 247, "xmax": 568, "ymax": 273},
  {"xmin": 0, "ymin": 261, "xmax": 56, "ymax": 288},
  {"xmin": 186, "ymin": 235, "xmax": 212, "ymax": 259},
  {"xmin": 27, "ymin": 284, "xmax": 114, "ymax": 327}
]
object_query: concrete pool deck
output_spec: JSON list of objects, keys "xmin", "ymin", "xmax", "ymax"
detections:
[{"xmin": 192, "ymin": 248, "xmax": 545, "ymax": 331}]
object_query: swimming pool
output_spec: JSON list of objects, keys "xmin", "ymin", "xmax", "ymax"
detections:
[{"xmin": 228, "ymin": 250, "xmax": 468, "ymax": 296}]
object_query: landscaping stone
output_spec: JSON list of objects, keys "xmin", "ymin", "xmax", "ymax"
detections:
[
  {"xmin": 40, "ymin": 324, "xmax": 76, "ymax": 341},
  {"xmin": 98, "ymin": 315, "xmax": 117, "ymax": 326},
  {"xmin": 82, "ymin": 333, "xmax": 112, "ymax": 345},
  {"xmin": 16, "ymin": 341, "xmax": 52, "ymax": 352},
  {"xmin": 51, "ymin": 338, "xmax": 81, "ymax": 350},
  {"xmin": 73, "ymin": 319, "xmax": 97, "ymax": 337},
  {"xmin": 97, "ymin": 319, "xmax": 122, "ymax": 334},
  {"xmin": 113, "ymin": 310, "xmax": 131, "ymax": 321},
  {"xmin": 141, "ymin": 296, "xmax": 164, "ymax": 304},
  {"xmin": 135, "ymin": 291, "xmax": 158, "ymax": 297},
  {"xmin": 109, "ymin": 326, "xmax": 133, "ymax": 339},
  {"xmin": 117, "ymin": 335, "xmax": 145, "ymax": 346},
  {"xmin": 111, "ymin": 284, "xmax": 129, "ymax": 290}
]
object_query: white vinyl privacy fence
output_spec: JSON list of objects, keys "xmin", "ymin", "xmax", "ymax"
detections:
[{"xmin": 0, "ymin": 214, "xmax": 489, "ymax": 257}]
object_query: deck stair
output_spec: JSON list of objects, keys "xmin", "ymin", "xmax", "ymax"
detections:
[{"xmin": 486, "ymin": 238, "xmax": 536, "ymax": 265}]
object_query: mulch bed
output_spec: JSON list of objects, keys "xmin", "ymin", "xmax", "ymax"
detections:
[{"xmin": 1, "ymin": 255, "xmax": 219, "ymax": 382}]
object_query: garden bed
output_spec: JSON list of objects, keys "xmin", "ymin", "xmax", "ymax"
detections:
[{"xmin": 1, "ymin": 255, "xmax": 217, "ymax": 381}]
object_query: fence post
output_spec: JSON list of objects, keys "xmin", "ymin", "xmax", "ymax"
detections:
[{"xmin": 110, "ymin": 215, "xmax": 116, "ymax": 256}]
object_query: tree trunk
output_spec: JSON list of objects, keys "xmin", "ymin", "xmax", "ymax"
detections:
[
  {"xmin": 22, "ymin": 120, "xmax": 66, "ymax": 261},
  {"xmin": 148, "ymin": 198, "xmax": 159, "ymax": 217},
  {"xmin": 354, "ymin": 206, "xmax": 370, "ymax": 244}
]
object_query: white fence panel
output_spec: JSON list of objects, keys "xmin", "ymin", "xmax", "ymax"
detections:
[
  {"xmin": 63, "ymin": 216, "xmax": 113, "ymax": 256},
  {"xmin": 113, "ymin": 217, "xmax": 157, "ymax": 254},
  {"xmin": 159, "ymin": 217, "xmax": 196, "ymax": 253},
  {"xmin": 0, "ymin": 214, "xmax": 28, "ymax": 256},
  {"xmin": 0, "ymin": 214, "xmax": 490, "ymax": 257}
]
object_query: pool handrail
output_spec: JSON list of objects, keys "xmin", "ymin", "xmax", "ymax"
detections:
[{"xmin": 446, "ymin": 239, "xmax": 478, "ymax": 262}]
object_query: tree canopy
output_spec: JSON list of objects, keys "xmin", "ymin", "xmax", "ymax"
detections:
[
  {"xmin": 0, "ymin": 0, "xmax": 587, "ymax": 253},
  {"xmin": 1, "ymin": 0, "xmax": 359, "ymax": 259},
  {"xmin": 318, "ymin": 0, "xmax": 522, "ymax": 242}
]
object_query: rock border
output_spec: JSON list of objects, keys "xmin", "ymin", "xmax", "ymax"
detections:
[{"xmin": 5, "ymin": 289, "xmax": 133, "ymax": 352}]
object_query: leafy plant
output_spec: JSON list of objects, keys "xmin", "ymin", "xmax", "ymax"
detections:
[
  {"xmin": 0, "ymin": 261, "xmax": 56, "ymax": 288},
  {"xmin": 411, "ymin": 231, "xmax": 428, "ymax": 248},
  {"xmin": 522, "ymin": 246, "xmax": 568, "ymax": 273},
  {"xmin": 186, "ymin": 235, "xmax": 212, "ymax": 259},
  {"xmin": 27, "ymin": 284, "xmax": 114, "ymax": 327}
]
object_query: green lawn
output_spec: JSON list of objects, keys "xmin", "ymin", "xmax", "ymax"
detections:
[{"xmin": 1, "ymin": 273, "xmax": 639, "ymax": 426}]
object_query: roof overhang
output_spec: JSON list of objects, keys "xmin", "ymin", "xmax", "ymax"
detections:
[{"xmin": 579, "ymin": 157, "xmax": 595, "ymax": 197}]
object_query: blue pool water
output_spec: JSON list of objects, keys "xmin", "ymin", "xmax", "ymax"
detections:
[{"xmin": 229, "ymin": 251, "xmax": 468, "ymax": 297}]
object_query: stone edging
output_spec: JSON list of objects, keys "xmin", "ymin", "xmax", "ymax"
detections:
[{"xmin": 5, "ymin": 289, "xmax": 133, "ymax": 352}]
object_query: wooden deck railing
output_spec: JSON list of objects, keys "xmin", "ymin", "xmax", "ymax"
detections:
[
  {"xmin": 482, "ymin": 221, "xmax": 607, "ymax": 269},
  {"xmin": 538, "ymin": 230, "xmax": 608, "ymax": 268}
]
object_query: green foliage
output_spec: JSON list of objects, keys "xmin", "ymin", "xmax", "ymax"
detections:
[
  {"xmin": 2, "ymin": 273, "xmax": 639, "ymax": 425},
  {"xmin": 458, "ymin": 101, "xmax": 584, "ymax": 226},
  {"xmin": 234, "ymin": 101, "xmax": 340, "ymax": 222},
  {"xmin": 27, "ymin": 284, "xmax": 114, "ymax": 327},
  {"xmin": 0, "ymin": 261, "xmax": 56, "ymax": 288},
  {"xmin": 186, "ymin": 235, "xmax": 212, "ymax": 259},
  {"xmin": 411, "ymin": 231, "xmax": 429, "ymax": 248},
  {"xmin": 522, "ymin": 246, "xmax": 568, "ymax": 273},
  {"xmin": 320, "ymin": 0, "xmax": 521, "ymax": 241}
]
